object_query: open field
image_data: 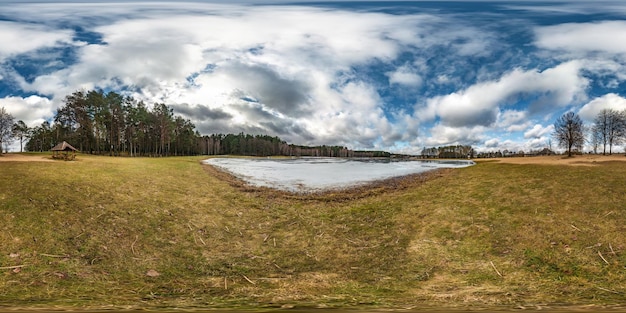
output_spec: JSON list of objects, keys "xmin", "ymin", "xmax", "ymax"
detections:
[
  {"xmin": 487, "ymin": 154, "xmax": 626, "ymax": 166},
  {"xmin": 1, "ymin": 153, "xmax": 626, "ymax": 310},
  {"xmin": 0, "ymin": 153, "xmax": 53, "ymax": 162}
]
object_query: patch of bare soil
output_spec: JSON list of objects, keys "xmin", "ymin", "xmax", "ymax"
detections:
[
  {"xmin": 0, "ymin": 153, "xmax": 53, "ymax": 162},
  {"xmin": 482, "ymin": 154, "xmax": 626, "ymax": 166}
]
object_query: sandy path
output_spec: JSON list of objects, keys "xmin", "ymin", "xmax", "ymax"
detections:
[
  {"xmin": 481, "ymin": 154, "xmax": 626, "ymax": 166},
  {"xmin": 0, "ymin": 153, "xmax": 54, "ymax": 162}
]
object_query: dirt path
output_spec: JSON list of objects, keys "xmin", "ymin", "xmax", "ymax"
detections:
[
  {"xmin": 480, "ymin": 154, "xmax": 626, "ymax": 166},
  {"xmin": 0, "ymin": 153, "xmax": 54, "ymax": 162}
]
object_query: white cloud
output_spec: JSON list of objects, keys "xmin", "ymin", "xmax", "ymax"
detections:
[
  {"xmin": 478, "ymin": 136, "xmax": 551, "ymax": 154},
  {"xmin": 496, "ymin": 110, "xmax": 531, "ymax": 132},
  {"xmin": 307, "ymin": 81, "xmax": 390, "ymax": 148},
  {"xmin": 0, "ymin": 95, "xmax": 55, "ymax": 127},
  {"xmin": 424, "ymin": 123, "xmax": 486, "ymax": 147},
  {"xmin": 386, "ymin": 65, "xmax": 423, "ymax": 87},
  {"xmin": 483, "ymin": 138, "xmax": 500, "ymax": 149},
  {"xmin": 535, "ymin": 21, "xmax": 626, "ymax": 55},
  {"xmin": 578, "ymin": 93, "xmax": 626, "ymax": 121},
  {"xmin": 416, "ymin": 61, "xmax": 589, "ymax": 127},
  {"xmin": 524, "ymin": 124, "xmax": 554, "ymax": 139},
  {"xmin": 0, "ymin": 21, "xmax": 73, "ymax": 61},
  {"xmin": 503, "ymin": 2, "xmax": 626, "ymax": 15}
]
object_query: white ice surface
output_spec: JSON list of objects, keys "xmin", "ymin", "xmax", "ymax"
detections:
[{"xmin": 204, "ymin": 157, "xmax": 475, "ymax": 192}]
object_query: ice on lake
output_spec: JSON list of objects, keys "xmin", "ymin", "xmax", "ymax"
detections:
[{"xmin": 204, "ymin": 157, "xmax": 475, "ymax": 193}]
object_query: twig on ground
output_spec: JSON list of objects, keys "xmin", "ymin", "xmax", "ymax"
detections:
[
  {"xmin": 490, "ymin": 261, "xmax": 503, "ymax": 277},
  {"xmin": 346, "ymin": 238, "xmax": 359, "ymax": 244},
  {"xmin": 597, "ymin": 286, "xmax": 621, "ymax": 294},
  {"xmin": 197, "ymin": 234, "xmax": 206, "ymax": 246},
  {"xmin": 224, "ymin": 277, "xmax": 228, "ymax": 290},
  {"xmin": 570, "ymin": 224, "xmax": 582, "ymax": 232},
  {"xmin": 131, "ymin": 235, "xmax": 138, "ymax": 255},
  {"xmin": 598, "ymin": 251, "xmax": 610, "ymax": 265},
  {"xmin": 40, "ymin": 253, "xmax": 69, "ymax": 258},
  {"xmin": 609, "ymin": 243, "xmax": 616, "ymax": 255},
  {"xmin": 242, "ymin": 274, "xmax": 256, "ymax": 285},
  {"xmin": 0, "ymin": 265, "xmax": 26, "ymax": 270}
]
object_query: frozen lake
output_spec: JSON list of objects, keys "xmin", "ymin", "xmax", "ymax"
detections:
[{"xmin": 204, "ymin": 157, "xmax": 475, "ymax": 192}]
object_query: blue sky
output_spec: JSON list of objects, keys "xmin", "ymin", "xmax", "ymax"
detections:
[{"xmin": 2, "ymin": 1, "xmax": 626, "ymax": 154}]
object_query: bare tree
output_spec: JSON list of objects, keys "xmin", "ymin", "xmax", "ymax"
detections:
[
  {"xmin": 590, "ymin": 123, "xmax": 601, "ymax": 154},
  {"xmin": 0, "ymin": 107, "xmax": 15, "ymax": 154},
  {"xmin": 553, "ymin": 111, "xmax": 585, "ymax": 157},
  {"xmin": 608, "ymin": 110, "xmax": 626, "ymax": 154},
  {"xmin": 593, "ymin": 109, "xmax": 626, "ymax": 155}
]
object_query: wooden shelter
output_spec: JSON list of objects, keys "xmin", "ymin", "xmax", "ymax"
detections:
[{"xmin": 51, "ymin": 141, "xmax": 78, "ymax": 160}]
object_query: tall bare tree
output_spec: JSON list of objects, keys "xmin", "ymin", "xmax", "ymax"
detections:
[
  {"xmin": 553, "ymin": 111, "xmax": 585, "ymax": 157},
  {"xmin": 607, "ymin": 110, "xmax": 625, "ymax": 154},
  {"xmin": 593, "ymin": 109, "xmax": 626, "ymax": 155}
]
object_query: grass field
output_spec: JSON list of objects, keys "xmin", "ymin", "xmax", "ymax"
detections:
[{"xmin": 1, "ymin": 153, "xmax": 625, "ymax": 310}]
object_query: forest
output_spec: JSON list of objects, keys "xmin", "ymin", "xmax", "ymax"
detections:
[{"xmin": 10, "ymin": 90, "xmax": 389, "ymax": 158}]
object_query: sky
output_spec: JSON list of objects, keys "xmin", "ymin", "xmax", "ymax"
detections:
[{"xmin": 2, "ymin": 1, "xmax": 626, "ymax": 154}]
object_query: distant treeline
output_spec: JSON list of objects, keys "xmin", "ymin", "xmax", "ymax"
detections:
[
  {"xmin": 23, "ymin": 89, "xmax": 390, "ymax": 157},
  {"xmin": 420, "ymin": 145, "xmax": 559, "ymax": 159},
  {"xmin": 200, "ymin": 133, "xmax": 390, "ymax": 157},
  {"xmin": 420, "ymin": 145, "xmax": 474, "ymax": 159}
]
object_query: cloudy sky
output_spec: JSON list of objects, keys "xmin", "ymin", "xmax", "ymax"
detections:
[{"xmin": 2, "ymin": 0, "xmax": 626, "ymax": 154}]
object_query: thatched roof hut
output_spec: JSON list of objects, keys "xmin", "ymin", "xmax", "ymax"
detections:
[{"xmin": 51, "ymin": 141, "xmax": 78, "ymax": 160}]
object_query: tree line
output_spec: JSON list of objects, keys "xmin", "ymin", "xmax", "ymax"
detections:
[
  {"xmin": 2, "ymin": 89, "xmax": 625, "ymax": 157},
  {"xmin": 1, "ymin": 89, "xmax": 390, "ymax": 157},
  {"xmin": 420, "ymin": 145, "xmax": 474, "ymax": 159},
  {"xmin": 199, "ymin": 133, "xmax": 390, "ymax": 157}
]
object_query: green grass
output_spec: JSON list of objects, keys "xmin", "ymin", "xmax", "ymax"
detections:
[{"xmin": 1, "ymin": 154, "xmax": 626, "ymax": 310}]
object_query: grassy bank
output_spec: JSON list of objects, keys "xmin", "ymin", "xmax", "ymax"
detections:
[{"xmin": 1, "ymin": 154, "xmax": 625, "ymax": 310}]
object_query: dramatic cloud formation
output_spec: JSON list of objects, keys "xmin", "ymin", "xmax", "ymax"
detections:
[{"xmin": 1, "ymin": 0, "xmax": 626, "ymax": 153}]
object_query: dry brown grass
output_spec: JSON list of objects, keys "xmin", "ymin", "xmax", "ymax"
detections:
[
  {"xmin": 0, "ymin": 153, "xmax": 53, "ymax": 162},
  {"xmin": 1, "ymin": 153, "xmax": 626, "ymax": 310},
  {"xmin": 485, "ymin": 154, "xmax": 626, "ymax": 166}
]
